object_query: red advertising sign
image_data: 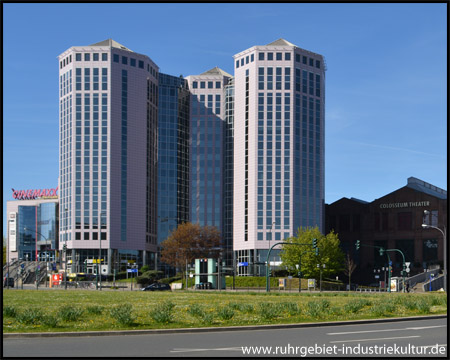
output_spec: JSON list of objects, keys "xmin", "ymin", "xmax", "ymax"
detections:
[{"xmin": 12, "ymin": 187, "xmax": 58, "ymax": 200}]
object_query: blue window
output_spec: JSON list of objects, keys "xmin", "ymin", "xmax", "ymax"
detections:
[
  {"xmin": 130, "ymin": 58, "xmax": 136, "ymax": 67},
  {"xmin": 93, "ymin": 53, "xmax": 99, "ymax": 61},
  {"xmin": 138, "ymin": 60, "xmax": 144, "ymax": 69},
  {"xmin": 268, "ymin": 52, "xmax": 273, "ymax": 61},
  {"xmin": 76, "ymin": 53, "xmax": 82, "ymax": 61},
  {"xmin": 193, "ymin": 81, "xmax": 198, "ymax": 89},
  {"xmin": 276, "ymin": 52, "xmax": 282, "ymax": 60},
  {"xmin": 122, "ymin": 56, "xmax": 128, "ymax": 65},
  {"xmin": 84, "ymin": 53, "xmax": 90, "ymax": 61},
  {"xmin": 113, "ymin": 54, "xmax": 119, "ymax": 63},
  {"xmin": 236, "ymin": 60, "xmax": 239, "ymax": 68},
  {"xmin": 259, "ymin": 52, "xmax": 264, "ymax": 61},
  {"xmin": 285, "ymin": 53, "xmax": 291, "ymax": 61},
  {"xmin": 102, "ymin": 53, "xmax": 108, "ymax": 61}
]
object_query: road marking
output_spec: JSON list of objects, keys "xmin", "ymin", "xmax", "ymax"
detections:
[
  {"xmin": 327, "ymin": 325, "xmax": 446, "ymax": 335},
  {"xmin": 170, "ymin": 347, "xmax": 242, "ymax": 353},
  {"xmin": 329, "ymin": 335, "xmax": 421, "ymax": 343}
]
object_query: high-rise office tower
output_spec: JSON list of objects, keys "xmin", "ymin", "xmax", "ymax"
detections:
[
  {"xmin": 157, "ymin": 73, "xmax": 190, "ymax": 271},
  {"xmin": 58, "ymin": 39, "xmax": 159, "ymax": 275},
  {"xmin": 233, "ymin": 39, "xmax": 326, "ymax": 275},
  {"xmin": 185, "ymin": 68, "xmax": 232, "ymax": 233}
]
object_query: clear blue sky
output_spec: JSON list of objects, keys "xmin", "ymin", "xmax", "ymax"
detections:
[{"xmin": 3, "ymin": 3, "xmax": 447, "ymax": 237}]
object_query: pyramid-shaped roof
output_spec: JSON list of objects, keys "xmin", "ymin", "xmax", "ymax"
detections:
[
  {"xmin": 200, "ymin": 66, "xmax": 233, "ymax": 78},
  {"xmin": 90, "ymin": 39, "xmax": 134, "ymax": 52},
  {"xmin": 266, "ymin": 38, "xmax": 297, "ymax": 47}
]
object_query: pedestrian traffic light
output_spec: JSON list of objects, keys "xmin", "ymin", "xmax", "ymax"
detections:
[
  {"xmin": 356, "ymin": 240, "xmax": 360, "ymax": 250},
  {"xmin": 379, "ymin": 248, "xmax": 384, "ymax": 256},
  {"xmin": 312, "ymin": 238, "xmax": 317, "ymax": 248}
]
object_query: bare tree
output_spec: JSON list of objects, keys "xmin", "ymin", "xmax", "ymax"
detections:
[
  {"xmin": 160, "ymin": 222, "xmax": 221, "ymax": 281},
  {"xmin": 343, "ymin": 252, "xmax": 357, "ymax": 291}
]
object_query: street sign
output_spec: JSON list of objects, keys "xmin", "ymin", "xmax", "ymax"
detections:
[
  {"xmin": 405, "ymin": 262, "xmax": 411, "ymax": 267},
  {"xmin": 238, "ymin": 262, "xmax": 248, "ymax": 267},
  {"xmin": 389, "ymin": 261, "xmax": 392, "ymax": 266},
  {"xmin": 127, "ymin": 268, "xmax": 138, "ymax": 273},
  {"xmin": 21, "ymin": 264, "xmax": 24, "ymax": 268}
]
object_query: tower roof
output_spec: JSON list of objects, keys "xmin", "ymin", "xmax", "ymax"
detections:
[
  {"xmin": 266, "ymin": 38, "xmax": 297, "ymax": 47},
  {"xmin": 89, "ymin": 39, "xmax": 134, "ymax": 52},
  {"xmin": 200, "ymin": 66, "xmax": 233, "ymax": 78}
]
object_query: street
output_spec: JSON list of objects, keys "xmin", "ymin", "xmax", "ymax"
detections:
[{"xmin": 3, "ymin": 317, "xmax": 446, "ymax": 357}]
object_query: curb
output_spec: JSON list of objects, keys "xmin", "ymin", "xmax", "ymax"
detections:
[{"xmin": 3, "ymin": 314, "xmax": 446, "ymax": 338}]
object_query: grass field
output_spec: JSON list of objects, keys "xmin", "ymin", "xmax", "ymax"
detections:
[{"xmin": 3, "ymin": 290, "xmax": 447, "ymax": 333}]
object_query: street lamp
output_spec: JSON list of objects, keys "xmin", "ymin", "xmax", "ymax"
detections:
[
  {"xmin": 317, "ymin": 263, "xmax": 325, "ymax": 291},
  {"xmin": 267, "ymin": 221, "xmax": 276, "ymax": 291},
  {"xmin": 422, "ymin": 210, "xmax": 447, "ymax": 292}
]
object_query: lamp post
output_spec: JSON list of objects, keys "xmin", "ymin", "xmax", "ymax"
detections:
[
  {"xmin": 98, "ymin": 211, "xmax": 106, "ymax": 291},
  {"xmin": 267, "ymin": 221, "xmax": 276, "ymax": 291},
  {"xmin": 422, "ymin": 210, "xmax": 447, "ymax": 292},
  {"xmin": 317, "ymin": 263, "xmax": 325, "ymax": 292},
  {"xmin": 64, "ymin": 209, "xmax": 68, "ymax": 290}
]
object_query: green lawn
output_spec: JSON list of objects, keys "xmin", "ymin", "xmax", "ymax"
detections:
[{"xmin": 3, "ymin": 290, "xmax": 446, "ymax": 333}]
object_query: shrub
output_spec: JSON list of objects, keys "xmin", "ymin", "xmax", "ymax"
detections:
[
  {"xmin": 41, "ymin": 315, "xmax": 59, "ymax": 328},
  {"xmin": 58, "ymin": 305, "xmax": 84, "ymax": 322},
  {"xmin": 370, "ymin": 302, "xmax": 396, "ymax": 316},
  {"xmin": 136, "ymin": 270, "xmax": 164, "ymax": 286},
  {"xmin": 217, "ymin": 306, "xmax": 234, "ymax": 320},
  {"xmin": 17, "ymin": 308, "xmax": 43, "ymax": 325},
  {"xmin": 86, "ymin": 305, "xmax": 104, "ymax": 315},
  {"xmin": 188, "ymin": 304, "xmax": 205, "ymax": 318},
  {"xmin": 305, "ymin": 301, "xmax": 321, "ymax": 318},
  {"xmin": 201, "ymin": 312, "xmax": 214, "ymax": 325},
  {"xmin": 344, "ymin": 299, "xmax": 370, "ymax": 313},
  {"xmin": 110, "ymin": 304, "xmax": 135, "ymax": 326},
  {"xmin": 258, "ymin": 302, "xmax": 282, "ymax": 320},
  {"xmin": 416, "ymin": 300, "xmax": 431, "ymax": 314},
  {"xmin": 3, "ymin": 305, "xmax": 17, "ymax": 318},
  {"xmin": 281, "ymin": 302, "xmax": 300, "ymax": 315},
  {"xmin": 150, "ymin": 301, "xmax": 175, "ymax": 324}
]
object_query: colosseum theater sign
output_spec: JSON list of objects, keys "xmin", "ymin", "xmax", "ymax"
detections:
[
  {"xmin": 12, "ymin": 187, "xmax": 59, "ymax": 200},
  {"xmin": 379, "ymin": 201, "xmax": 430, "ymax": 209}
]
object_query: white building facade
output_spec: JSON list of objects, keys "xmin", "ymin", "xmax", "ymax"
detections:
[
  {"xmin": 57, "ymin": 39, "xmax": 159, "ymax": 275},
  {"xmin": 233, "ymin": 39, "xmax": 326, "ymax": 275}
]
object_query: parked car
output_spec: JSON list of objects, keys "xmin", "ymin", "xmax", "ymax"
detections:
[
  {"xmin": 141, "ymin": 283, "xmax": 171, "ymax": 291},
  {"xmin": 3, "ymin": 277, "xmax": 14, "ymax": 288}
]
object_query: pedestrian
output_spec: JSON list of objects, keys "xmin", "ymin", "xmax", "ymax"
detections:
[{"xmin": 405, "ymin": 282, "xmax": 410, "ymax": 293}]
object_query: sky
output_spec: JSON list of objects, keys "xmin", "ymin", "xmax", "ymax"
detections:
[{"xmin": 3, "ymin": 3, "xmax": 447, "ymax": 238}]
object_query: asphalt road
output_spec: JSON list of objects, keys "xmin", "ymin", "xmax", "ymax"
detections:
[{"xmin": 3, "ymin": 317, "xmax": 447, "ymax": 357}]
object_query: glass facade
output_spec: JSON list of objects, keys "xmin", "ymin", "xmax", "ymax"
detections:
[
  {"xmin": 157, "ymin": 73, "xmax": 190, "ymax": 246},
  {"xmin": 223, "ymin": 79, "xmax": 234, "ymax": 266},
  {"xmin": 188, "ymin": 70, "xmax": 231, "ymax": 231},
  {"xmin": 17, "ymin": 202, "xmax": 58, "ymax": 261}
]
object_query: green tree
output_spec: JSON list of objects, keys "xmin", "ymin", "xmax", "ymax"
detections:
[{"xmin": 280, "ymin": 227, "xmax": 344, "ymax": 280}]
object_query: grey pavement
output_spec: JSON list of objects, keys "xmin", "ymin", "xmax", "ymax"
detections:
[{"xmin": 3, "ymin": 317, "xmax": 447, "ymax": 357}]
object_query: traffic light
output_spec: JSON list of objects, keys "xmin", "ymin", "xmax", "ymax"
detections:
[
  {"xmin": 315, "ymin": 247, "xmax": 319, "ymax": 256},
  {"xmin": 63, "ymin": 244, "xmax": 67, "ymax": 252},
  {"xmin": 379, "ymin": 248, "xmax": 384, "ymax": 256},
  {"xmin": 355, "ymin": 240, "xmax": 360, "ymax": 250},
  {"xmin": 312, "ymin": 238, "xmax": 317, "ymax": 248}
]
